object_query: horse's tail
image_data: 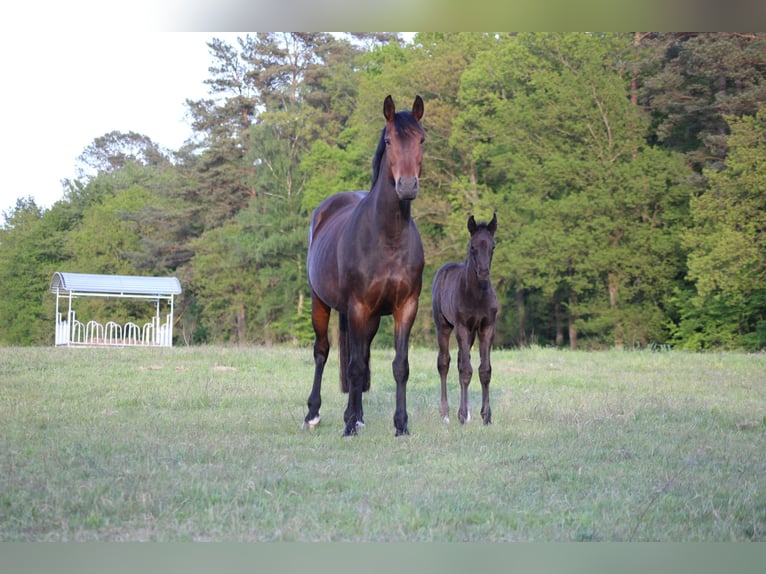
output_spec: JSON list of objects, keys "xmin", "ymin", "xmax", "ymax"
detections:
[{"xmin": 338, "ymin": 312, "xmax": 350, "ymax": 393}]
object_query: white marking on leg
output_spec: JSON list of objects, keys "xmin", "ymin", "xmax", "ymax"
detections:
[{"xmin": 302, "ymin": 415, "xmax": 321, "ymax": 429}]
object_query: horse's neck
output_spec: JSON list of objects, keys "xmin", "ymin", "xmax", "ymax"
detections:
[
  {"xmin": 367, "ymin": 173, "xmax": 411, "ymax": 239},
  {"xmin": 462, "ymin": 248, "xmax": 482, "ymax": 294}
]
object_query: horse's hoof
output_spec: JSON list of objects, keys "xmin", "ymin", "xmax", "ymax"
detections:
[
  {"xmin": 395, "ymin": 427, "xmax": 410, "ymax": 437},
  {"xmin": 442, "ymin": 416, "xmax": 450, "ymax": 424},
  {"xmin": 356, "ymin": 420, "xmax": 365, "ymax": 428},
  {"xmin": 302, "ymin": 415, "xmax": 320, "ymax": 430}
]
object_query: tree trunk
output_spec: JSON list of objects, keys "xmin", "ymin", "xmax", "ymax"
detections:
[
  {"xmin": 568, "ymin": 317, "xmax": 578, "ymax": 350},
  {"xmin": 608, "ymin": 271, "xmax": 624, "ymax": 350},
  {"xmin": 554, "ymin": 300, "xmax": 565, "ymax": 348},
  {"xmin": 236, "ymin": 304, "xmax": 246, "ymax": 345},
  {"xmin": 515, "ymin": 288, "xmax": 527, "ymax": 347},
  {"xmin": 568, "ymin": 291, "xmax": 578, "ymax": 351}
]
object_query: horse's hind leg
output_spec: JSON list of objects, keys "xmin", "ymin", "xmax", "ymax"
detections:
[
  {"xmin": 338, "ymin": 312, "xmax": 350, "ymax": 392},
  {"xmin": 343, "ymin": 312, "xmax": 378, "ymax": 436},
  {"xmin": 304, "ymin": 293, "xmax": 330, "ymax": 429},
  {"xmin": 455, "ymin": 327, "xmax": 475, "ymax": 424},
  {"xmin": 339, "ymin": 311, "xmax": 369, "ymax": 427}
]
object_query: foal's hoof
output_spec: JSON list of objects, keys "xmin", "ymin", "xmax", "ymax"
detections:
[
  {"xmin": 442, "ymin": 416, "xmax": 450, "ymax": 424},
  {"xmin": 302, "ymin": 415, "xmax": 321, "ymax": 430}
]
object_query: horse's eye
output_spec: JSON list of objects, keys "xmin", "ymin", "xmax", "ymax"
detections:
[
  {"xmin": 420, "ymin": 137, "xmax": 425, "ymax": 145},
  {"xmin": 384, "ymin": 138, "xmax": 391, "ymax": 146}
]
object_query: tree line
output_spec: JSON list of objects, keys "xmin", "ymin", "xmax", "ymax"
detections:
[{"xmin": 1, "ymin": 32, "xmax": 765, "ymax": 350}]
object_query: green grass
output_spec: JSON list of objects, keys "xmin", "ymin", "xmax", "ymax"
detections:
[{"xmin": 1, "ymin": 344, "xmax": 765, "ymax": 541}]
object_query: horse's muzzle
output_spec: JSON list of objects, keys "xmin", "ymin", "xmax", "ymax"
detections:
[{"xmin": 396, "ymin": 176, "xmax": 419, "ymax": 200}]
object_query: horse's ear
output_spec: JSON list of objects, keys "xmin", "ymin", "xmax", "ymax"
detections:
[
  {"xmin": 467, "ymin": 215, "xmax": 478, "ymax": 234},
  {"xmin": 384, "ymin": 95, "xmax": 395, "ymax": 122},
  {"xmin": 488, "ymin": 212, "xmax": 497, "ymax": 234},
  {"xmin": 412, "ymin": 95, "xmax": 424, "ymax": 121}
]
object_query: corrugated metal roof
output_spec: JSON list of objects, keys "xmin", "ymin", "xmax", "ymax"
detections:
[{"xmin": 50, "ymin": 272, "xmax": 182, "ymax": 296}]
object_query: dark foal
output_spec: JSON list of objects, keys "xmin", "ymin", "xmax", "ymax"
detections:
[
  {"xmin": 304, "ymin": 95, "xmax": 426, "ymax": 437},
  {"xmin": 432, "ymin": 213, "xmax": 498, "ymax": 424}
]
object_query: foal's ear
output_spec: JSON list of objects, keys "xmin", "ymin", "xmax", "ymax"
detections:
[
  {"xmin": 467, "ymin": 215, "xmax": 478, "ymax": 234},
  {"xmin": 384, "ymin": 95, "xmax": 395, "ymax": 122},
  {"xmin": 488, "ymin": 212, "xmax": 498, "ymax": 234},
  {"xmin": 412, "ymin": 95, "xmax": 424, "ymax": 121}
]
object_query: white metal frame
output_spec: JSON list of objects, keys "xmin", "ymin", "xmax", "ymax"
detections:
[{"xmin": 50, "ymin": 272, "xmax": 181, "ymax": 347}]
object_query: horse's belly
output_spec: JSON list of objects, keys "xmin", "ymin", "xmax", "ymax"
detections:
[
  {"xmin": 308, "ymin": 242, "xmax": 344, "ymax": 310},
  {"xmin": 307, "ymin": 193, "xmax": 368, "ymax": 311}
]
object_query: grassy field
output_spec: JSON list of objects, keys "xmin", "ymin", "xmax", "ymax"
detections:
[{"xmin": 1, "ymin": 344, "xmax": 765, "ymax": 541}]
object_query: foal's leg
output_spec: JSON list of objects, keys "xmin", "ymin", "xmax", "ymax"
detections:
[
  {"xmin": 304, "ymin": 293, "xmax": 331, "ymax": 428},
  {"xmin": 435, "ymin": 320, "xmax": 453, "ymax": 423},
  {"xmin": 392, "ymin": 297, "xmax": 419, "ymax": 436},
  {"xmin": 455, "ymin": 326, "xmax": 476, "ymax": 424},
  {"xmin": 478, "ymin": 324, "xmax": 494, "ymax": 424}
]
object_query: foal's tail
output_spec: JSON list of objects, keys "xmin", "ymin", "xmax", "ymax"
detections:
[{"xmin": 337, "ymin": 312, "xmax": 371, "ymax": 393}]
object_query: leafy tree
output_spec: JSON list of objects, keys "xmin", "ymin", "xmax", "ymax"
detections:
[
  {"xmin": 674, "ymin": 108, "xmax": 766, "ymax": 350},
  {"xmin": 0, "ymin": 199, "xmax": 51, "ymax": 344},
  {"xmin": 453, "ymin": 32, "xmax": 692, "ymax": 348},
  {"xmin": 183, "ymin": 33, "xmax": 375, "ymax": 344},
  {"xmin": 641, "ymin": 32, "xmax": 766, "ymax": 172},
  {"xmin": 3, "ymin": 32, "xmax": 765, "ymax": 351},
  {"xmin": 186, "ymin": 223, "xmax": 256, "ymax": 343},
  {"xmin": 76, "ymin": 130, "xmax": 172, "ymax": 176}
]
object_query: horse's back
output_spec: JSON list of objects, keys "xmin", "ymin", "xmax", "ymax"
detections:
[
  {"xmin": 307, "ymin": 191, "xmax": 367, "ymax": 309},
  {"xmin": 431, "ymin": 262, "xmax": 463, "ymax": 323},
  {"xmin": 308, "ymin": 191, "xmax": 367, "ymax": 247}
]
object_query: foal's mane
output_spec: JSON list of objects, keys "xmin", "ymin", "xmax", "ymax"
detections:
[{"xmin": 370, "ymin": 111, "xmax": 423, "ymax": 189}]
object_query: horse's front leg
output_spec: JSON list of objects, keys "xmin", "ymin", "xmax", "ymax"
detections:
[
  {"xmin": 455, "ymin": 326, "xmax": 475, "ymax": 424},
  {"xmin": 478, "ymin": 323, "xmax": 494, "ymax": 425},
  {"xmin": 304, "ymin": 294, "xmax": 331, "ymax": 429},
  {"xmin": 392, "ymin": 298, "xmax": 419, "ymax": 436}
]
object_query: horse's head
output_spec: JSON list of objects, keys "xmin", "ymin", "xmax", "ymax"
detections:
[
  {"xmin": 467, "ymin": 213, "xmax": 497, "ymax": 289},
  {"xmin": 380, "ymin": 94, "xmax": 426, "ymax": 201}
]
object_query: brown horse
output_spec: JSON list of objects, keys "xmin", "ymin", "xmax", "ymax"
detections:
[
  {"xmin": 304, "ymin": 95, "xmax": 426, "ymax": 436},
  {"xmin": 432, "ymin": 213, "xmax": 498, "ymax": 424}
]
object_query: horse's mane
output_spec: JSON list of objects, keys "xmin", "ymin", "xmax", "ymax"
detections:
[
  {"xmin": 370, "ymin": 111, "xmax": 423, "ymax": 189},
  {"xmin": 371, "ymin": 126, "xmax": 387, "ymax": 188}
]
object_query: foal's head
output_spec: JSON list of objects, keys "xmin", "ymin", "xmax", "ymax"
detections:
[
  {"xmin": 373, "ymin": 95, "xmax": 426, "ymax": 201},
  {"xmin": 467, "ymin": 213, "xmax": 497, "ymax": 288}
]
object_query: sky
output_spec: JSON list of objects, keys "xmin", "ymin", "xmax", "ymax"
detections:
[
  {"xmin": 1, "ymin": 32, "xmax": 241, "ymax": 217},
  {"xmin": 0, "ymin": 31, "xmax": 417, "ymax": 219}
]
